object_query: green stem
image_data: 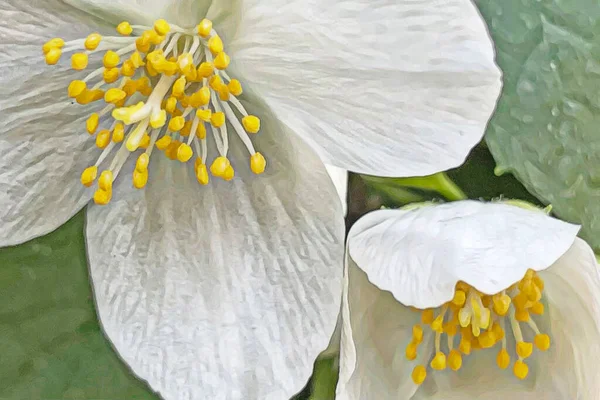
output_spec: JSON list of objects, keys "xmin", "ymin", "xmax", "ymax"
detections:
[
  {"xmin": 430, "ymin": 173, "xmax": 468, "ymax": 201},
  {"xmin": 364, "ymin": 172, "xmax": 467, "ymax": 201}
]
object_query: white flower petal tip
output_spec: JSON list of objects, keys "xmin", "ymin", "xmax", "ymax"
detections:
[
  {"xmin": 228, "ymin": 0, "xmax": 502, "ymax": 177},
  {"xmin": 348, "ymin": 201, "xmax": 581, "ymax": 309}
]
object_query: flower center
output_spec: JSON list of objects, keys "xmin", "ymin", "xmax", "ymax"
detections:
[
  {"xmin": 407, "ymin": 269, "xmax": 550, "ymax": 385},
  {"xmin": 43, "ymin": 18, "xmax": 265, "ymax": 205}
]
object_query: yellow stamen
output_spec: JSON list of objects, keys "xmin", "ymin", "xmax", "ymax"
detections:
[
  {"xmin": 84, "ymin": 33, "xmax": 102, "ymax": 50},
  {"xmin": 117, "ymin": 21, "xmax": 133, "ymax": 36},
  {"xmin": 71, "ymin": 53, "xmax": 88, "ymax": 70},
  {"xmin": 242, "ymin": 115, "xmax": 261, "ymax": 133},
  {"xmin": 197, "ymin": 19, "xmax": 213, "ymax": 38}
]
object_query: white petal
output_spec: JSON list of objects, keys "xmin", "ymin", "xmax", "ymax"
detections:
[
  {"xmin": 0, "ymin": 1, "xmax": 108, "ymax": 246},
  {"xmin": 64, "ymin": 0, "xmax": 211, "ymax": 28},
  {"xmin": 85, "ymin": 112, "xmax": 345, "ymax": 399},
  {"xmin": 337, "ymin": 258, "xmax": 434, "ymax": 400},
  {"xmin": 227, "ymin": 0, "xmax": 501, "ymax": 176},
  {"xmin": 409, "ymin": 238, "xmax": 600, "ymax": 399},
  {"xmin": 326, "ymin": 165, "xmax": 348, "ymax": 217},
  {"xmin": 348, "ymin": 201, "xmax": 580, "ymax": 309}
]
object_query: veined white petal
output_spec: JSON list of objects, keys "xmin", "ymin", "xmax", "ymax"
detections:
[
  {"xmin": 85, "ymin": 110, "xmax": 345, "ymax": 399},
  {"xmin": 0, "ymin": 0, "xmax": 108, "ymax": 246},
  {"xmin": 64, "ymin": 0, "xmax": 211, "ymax": 28},
  {"xmin": 348, "ymin": 201, "xmax": 580, "ymax": 309},
  {"xmin": 227, "ymin": 0, "xmax": 501, "ymax": 177},
  {"xmin": 326, "ymin": 165, "xmax": 348, "ymax": 217}
]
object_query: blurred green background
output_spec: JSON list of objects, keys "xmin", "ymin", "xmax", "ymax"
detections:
[{"xmin": 0, "ymin": 0, "xmax": 594, "ymax": 398}]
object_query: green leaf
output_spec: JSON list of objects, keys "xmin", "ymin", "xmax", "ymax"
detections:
[
  {"xmin": 478, "ymin": 0, "xmax": 600, "ymax": 250},
  {"xmin": 0, "ymin": 212, "xmax": 159, "ymax": 399}
]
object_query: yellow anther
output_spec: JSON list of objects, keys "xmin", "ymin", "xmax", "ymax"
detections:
[
  {"xmin": 68, "ymin": 80, "xmax": 87, "ymax": 98},
  {"xmin": 492, "ymin": 323, "xmax": 505, "ymax": 340},
  {"xmin": 217, "ymin": 84, "xmax": 230, "ymax": 101},
  {"xmin": 195, "ymin": 160, "xmax": 210, "ymax": 185},
  {"xmin": 210, "ymin": 156, "xmax": 230, "ymax": 177},
  {"xmin": 135, "ymin": 153, "xmax": 150, "ymax": 172},
  {"xmin": 43, "ymin": 38, "xmax": 65, "ymax": 54},
  {"xmin": 117, "ymin": 21, "xmax": 133, "ymax": 36},
  {"xmin": 95, "ymin": 129, "xmax": 111, "ymax": 148},
  {"xmin": 148, "ymin": 30, "xmax": 165, "ymax": 45},
  {"xmin": 197, "ymin": 62, "xmax": 214, "ymax": 78},
  {"xmin": 196, "ymin": 122, "xmax": 207, "ymax": 139},
  {"xmin": 177, "ymin": 53, "xmax": 194, "ymax": 73},
  {"xmin": 477, "ymin": 331, "xmax": 496, "ymax": 349},
  {"xmin": 431, "ymin": 314, "xmax": 444, "ymax": 333},
  {"xmin": 533, "ymin": 275, "xmax": 544, "ymax": 290},
  {"xmin": 104, "ymin": 88, "xmax": 127, "ymax": 104},
  {"xmin": 80, "ymin": 166, "xmax": 98, "ymax": 187},
  {"xmin": 71, "ymin": 53, "xmax": 88, "ymax": 70},
  {"xmin": 93, "ymin": 189, "xmax": 111, "ymax": 205},
  {"xmin": 513, "ymin": 293, "xmax": 528, "ymax": 310},
  {"xmin": 451, "ymin": 290, "xmax": 466, "ymax": 307},
  {"xmin": 430, "ymin": 352, "xmax": 446, "ymax": 371},
  {"xmin": 165, "ymin": 97, "xmax": 178, "ymax": 114},
  {"xmin": 195, "ymin": 87, "xmax": 211, "ymax": 106},
  {"xmin": 209, "ymin": 75, "xmax": 222, "ymax": 90},
  {"xmin": 155, "ymin": 135, "xmax": 172, "ymax": 151},
  {"xmin": 168, "ymin": 116, "xmax": 185, "ymax": 132},
  {"xmin": 84, "ymin": 33, "xmax": 102, "ymax": 50},
  {"xmin": 412, "ymin": 325, "xmax": 424, "ymax": 344},
  {"xmin": 77, "ymin": 89, "xmax": 105, "ymax": 105},
  {"xmin": 214, "ymin": 52, "xmax": 230, "ymax": 70},
  {"xmin": 516, "ymin": 341, "xmax": 533, "ymax": 359},
  {"xmin": 165, "ymin": 140, "xmax": 181, "ymax": 160},
  {"xmin": 411, "ymin": 365, "xmax": 427, "ymax": 385},
  {"xmin": 443, "ymin": 321, "xmax": 458, "ymax": 336},
  {"xmin": 197, "ymin": 19, "xmax": 213, "ymax": 38},
  {"xmin": 147, "ymin": 109, "xmax": 166, "ymax": 129},
  {"xmin": 153, "ymin": 19, "xmax": 171, "ymax": 35},
  {"xmin": 172, "ymin": 76, "xmax": 186, "ymax": 98},
  {"xmin": 112, "ymin": 123, "xmax": 125, "ymax": 143},
  {"xmin": 180, "ymin": 121, "xmax": 193, "ymax": 137},
  {"xmin": 458, "ymin": 307, "xmax": 471, "ymax": 328},
  {"xmin": 247, "ymin": 152, "xmax": 267, "ymax": 174},
  {"xmin": 121, "ymin": 60, "xmax": 136, "ymax": 77},
  {"xmin": 210, "ymin": 112, "xmax": 225, "ymax": 127},
  {"xmin": 86, "ymin": 113, "xmax": 99, "ymax": 134},
  {"xmin": 98, "ymin": 170, "xmax": 114, "ymax": 191},
  {"xmin": 133, "ymin": 169, "xmax": 148, "ymax": 189},
  {"xmin": 208, "ymin": 35, "xmax": 224, "ymax": 55},
  {"xmin": 515, "ymin": 309, "xmax": 530, "ymax": 322},
  {"xmin": 447, "ymin": 350, "xmax": 462, "ymax": 371},
  {"xmin": 513, "ymin": 360, "xmax": 529, "ymax": 380},
  {"xmin": 492, "ymin": 293, "xmax": 511, "ymax": 316},
  {"xmin": 130, "ymin": 52, "xmax": 145, "ymax": 68},
  {"xmin": 458, "ymin": 337, "xmax": 471, "ymax": 355},
  {"xmin": 196, "ymin": 109, "xmax": 212, "ymax": 122},
  {"xmin": 103, "ymin": 50, "xmax": 120, "ymax": 69},
  {"xmin": 222, "ymin": 165, "xmax": 235, "ymax": 181},
  {"xmin": 496, "ymin": 349, "xmax": 510, "ymax": 369},
  {"xmin": 45, "ymin": 48, "xmax": 62, "ymax": 65},
  {"xmin": 421, "ymin": 309, "xmax": 434, "ymax": 325},
  {"xmin": 136, "ymin": 36, "xmax": 151, "ymax": 53},
  {"xmin": 228, "ymin": 79, "xmax": 243, "ymax": 96},
  {"xmin": 405, "ymin": 342, "xmax": 418, "ymax": 361},
  {"xmin": 242, "ymin": 115, "xmax": 261, "ymax": 133},
  {"xmin": 102, "ymin": 67, "xmax": 119, "ymax": 83},
  {"xmin": 139, "ymin": 133, "xmax": 151, "ymax": 149},
  {"xmin": 530, "ymin": 302, "xmax": 544, "ymax": 315},
  {"xmin": 177, "ymin": 144, "xmax": 193, "ymax": 162},
  {"xmin": 162, "ymin": 61, "xmax": 179, "ymax": 76},
  {"xmin": 534, "ymin": 334, "xmax": 550, "ymax": 351}
]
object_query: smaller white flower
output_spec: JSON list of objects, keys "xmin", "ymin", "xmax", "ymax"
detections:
[{"xmin": 337, "ymin": 201, "xmax": 600, "ymax": 400}]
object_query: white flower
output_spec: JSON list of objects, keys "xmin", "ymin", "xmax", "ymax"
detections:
[
  {"xmin": 0, "ymin": 1, "xmax": 500, "ymax": 398},
  {"xmin": 337, "ymin": 201, "xmax": 600, "ymax": 400}
]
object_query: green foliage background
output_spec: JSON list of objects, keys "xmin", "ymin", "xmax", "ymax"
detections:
[{"xmin": 0, "ymin": 0, "xmax": 595, "ymax": 398}]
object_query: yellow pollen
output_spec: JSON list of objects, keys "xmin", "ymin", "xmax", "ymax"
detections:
[
  {"xmin": 447, "ymin": 350, "xmax": 462, "ymax": 371},
  {"xmin": 84, "ymin": 33, "xmax": 102, "ymax": 50},
  {"xmin": 242, "ymin": 115, "xmax": 261, "ymax": 134},
  {"xmin": 197, "ymin": 19, "xmax": 213, "ymax": 38},
  {"xmin": 208, "ymin": 35, "xmax": 224, "ymax": 55},
  {"xmin": 411, "ymin": 365, "xmax": 427, "ymax": 385},
  {"xmin": 210, "ymin": 112, "xmax": 225, "ymax": 127},
  {"xmin": 513, "ymin": 360, "xmax": 529, "ymax": 380},
  {"xmin": 406, "ymin": 269, "xmax": 550, "ymax": 385},
  {"xmin": 45, "ymin": 17, "xmax": 265, "ymax": 203},
  {"xmin": 86, "ymin": 113, "xmax": 99, "ymax": 134},
  {"xmin": 117, "ymin": 21, "xmax": 133, "ymax": 36},
  {"xmin": 214, "ymin": 52, "xmax": 231, "ymax": 70},
  {"xmin": 80, "ymin": 166, "xmax": 98, "ymax": 187},
  {"xmin": 71, "ymin": 53, "xmax": 88, "ymax": 70}
]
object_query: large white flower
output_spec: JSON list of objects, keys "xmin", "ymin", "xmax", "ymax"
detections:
[
  {"xmin": 337, "ymin": 201, "xmax": 600, "ymax": 399},
  {"xmin": 0, "ymin": 0, "xmax": 500, "ymax": 398}
]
